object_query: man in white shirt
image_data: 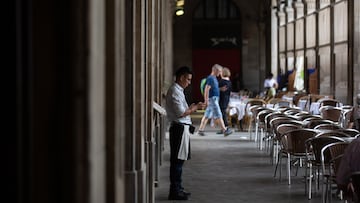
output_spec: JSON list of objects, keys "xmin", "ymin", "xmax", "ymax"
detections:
[
  {"xmin": 264, "ymin": 73, "xmax": 278, "ymax": 90},
  {"xmin": 165, "ymin": 66, "xmax": 204, "ymax": 200}
]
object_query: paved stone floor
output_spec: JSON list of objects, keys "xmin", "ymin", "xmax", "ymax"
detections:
[{"xmin": 155, "ymin": 125, "xmax": 344, "ymax": 203}]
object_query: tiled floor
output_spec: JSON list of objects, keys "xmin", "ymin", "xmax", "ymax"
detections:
[{"xmin": 155, "ymin": 126, "xmax": 345, "ymax": 203}]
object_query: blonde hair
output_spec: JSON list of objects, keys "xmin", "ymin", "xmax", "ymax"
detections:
[{"xmin": 222, "ymin": 67, "xmax": 231, "ymax": 77}]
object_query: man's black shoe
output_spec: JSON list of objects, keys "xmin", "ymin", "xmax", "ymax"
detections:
[
  {"xmin": 180, "ymin": 187, "xmax": 191, "ymax": 196},
  {"xmin": 168, "ymin": 191, "xmax": 189, "ymax": 200}
]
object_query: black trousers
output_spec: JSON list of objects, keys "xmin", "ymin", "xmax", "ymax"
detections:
[
  {"xmin": 169, "ymin": 123, "xmax": 188, "ymax": 193},
  {"xmin": 221, "ymin": 107, "xmax": 228, "ymax": 127}
]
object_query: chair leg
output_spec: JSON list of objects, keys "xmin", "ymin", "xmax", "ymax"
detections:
[
  {"xmin": 309, "ymin": 163, "xmax": 313, "ymax": 199},
  {"xmin": 274, "ymin": 141, "xmax": 279, "ymax": 166},
  {"xmin": 269, "ymin": 137, "xmax": 274, "ymax": 165},
  {"xmin": 322, "ymin": 177, "xmax": 326, "ymax": 203},
  {"xmin": 279, "ymin": 153, "xmax": 283, "ymax": 181},
  {"xmin": 305, "ymin": 161, "xmax": 308, "ymax": 196},
  {"xmin": 248, "ymin": 120, "xmax": 252, "ymax": 140},
  {"xmin": 255, "ymin": 123, "xmax": 259, "ymax": 142},
  {"xmin": 259, "ymin": 129, "xmax": 264, "ymax": 150},
  {"xmin": 274, "ymin": 151, "xmax": 281, "ymax": 179},
  {"xmin": 287, "ymin": 153, "xmax": 291, "ymax": 185}
]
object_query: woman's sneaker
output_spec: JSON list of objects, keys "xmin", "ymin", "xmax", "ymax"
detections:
[
  {"xmin": 223, "ymin": 128, "xmax": 233, "ymax": 136},
  {"xmin": 198, "ymin": 130, "xmax": 205, "ymax": 136}
]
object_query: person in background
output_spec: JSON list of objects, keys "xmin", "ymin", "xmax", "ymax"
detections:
[
  {"xmin": 265, "ymin": 83, "xmax": 277, "ymax": 102},
  {"xmin": 336, "ymin": 136, "xmax": 360, "ymax": 201},
  {"xmin": 197, "ymin": 64, "xmax": 233, "ymax": 136},
  {"xmin": 165, "ymin": 66, "xmax": 205, "ymax": 200},
  {"xmin": 217, "ymin": 67, "xmax": 232, "ymax": 134},
  {"xmin": 264, "ymin": 73, "xmax": 278, "ymax": 92}
]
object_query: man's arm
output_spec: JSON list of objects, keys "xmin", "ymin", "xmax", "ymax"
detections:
[
  {"xmin": 180, "ymin": 102, "xmax": 205, "ymax": 117},
  {"xmin": 203, "ymin": 84, "xmax": 211, "ymax": 105}
]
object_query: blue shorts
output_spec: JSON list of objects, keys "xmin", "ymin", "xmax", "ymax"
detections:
[{"xmin": 204, "ymin": 96, "xmax": 223, "ymax": 119}]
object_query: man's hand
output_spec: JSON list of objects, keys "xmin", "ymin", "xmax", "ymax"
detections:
[
  {"xmin": 197, "ymin": 102, "xmax": 206, "ymax": 110},
  {"xmin": 220, "ymin": 85, "xmax": 228, "ymax": 92}
]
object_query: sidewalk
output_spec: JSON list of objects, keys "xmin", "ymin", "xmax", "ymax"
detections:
[{"xmin": 155, "ymin": 123, "xmax": 342, "ymax": 203}]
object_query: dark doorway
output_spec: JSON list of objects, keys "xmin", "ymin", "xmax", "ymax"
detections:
[{"xmin": 191, "ymin": 0, "xmax": 241, "ymax": 102}]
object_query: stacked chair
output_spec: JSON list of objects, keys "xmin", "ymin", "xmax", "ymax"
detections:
[
  {"xmin": 274, "ymin": 128, "xmax": 317, "ymax": 185},
  {"xmin": 249, "ymin": 93, "xmax": 360, "ymax": 203},
  {"xmin": 305, "ymin": 136, "xmax": 346, "ymax": 200}
]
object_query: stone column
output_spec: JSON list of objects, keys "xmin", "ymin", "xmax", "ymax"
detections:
[
  {"xmin": 88, "ymin": 0, "xmax": 106, "ymax": 203},
  {"xmin": 286, "ymin": 6, "xmax": 294, "ymax": 23},
  {"xmin": 271, "ymin": 2, "xmax": 278, "ymax": 77},
  {"xmin": 354, "ymin": 0, "xmax": 360, "ymax": 100},
  {"xmin": 294, "ymin": 1, "xmax": 304, "ymax": 19},
  {"xmin": 277, "ymin": 11, "xmax": 286, "ymax": 26}
]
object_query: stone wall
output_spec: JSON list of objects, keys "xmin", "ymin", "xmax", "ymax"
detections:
[
  {"xmin": 173, "ymin": 0, "xmax": 267, "ymax": 97},
  {"xmin": 354, "ymin": 0, "xmax": 360, "ymax": 100}
]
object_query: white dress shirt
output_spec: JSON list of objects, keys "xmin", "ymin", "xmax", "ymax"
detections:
[{"xmin": 165, "ymin": 83, "xmax": 192, "ymax": 125}]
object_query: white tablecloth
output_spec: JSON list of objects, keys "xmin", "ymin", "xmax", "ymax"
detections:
[
  {"xmin": 228, "ymin": 99, "xmax": 246, "ymax": 121},
  {"xmin": 298, "ymin": 100, "xmax": 308, "ymax": 111},
  {"xmin": 228, "ymin": 99, "xmax": 274, "ymax": 120}
]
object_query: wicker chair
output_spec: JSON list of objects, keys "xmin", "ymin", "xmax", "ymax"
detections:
[
  {"xmin": 305, "ymin": 136, "xmax": 345, "ymax": 199},
  {"xmin": 313, "ymin": 123, "xmax": 342, "ymax": 131},
  {"xmin": 255, "ymin": 109, "xmax": 274, "ymax": 150},
  {"xmin": 318, "ymin": 98, "xmax": 341, "ymax": 107},
  {"xmin": 320, "ymin": 106, "xmax": 343, "ymax": 123},
  {"xmin": 321, "ymin": 142, "xmax": 350, "ymax": 202},
  {"xmin": 335, "ymin": 128, "xmax": 360, "ymax": 137},
  {"xmin": 274, "ymin": 129, "xmax": 318, "ymax": 185},
  {"xmin": 244, "ymin": 99, "xmax": 267, "ymax": 137}
]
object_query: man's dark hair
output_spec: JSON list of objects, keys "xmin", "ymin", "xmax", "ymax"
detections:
[
  {"xmin": 266, "ymin": 73, "xmax": 274, "ymax": 79},
  {"xmin": 175, "ymin": 66, "xmax": 192, "ymax": 79}
]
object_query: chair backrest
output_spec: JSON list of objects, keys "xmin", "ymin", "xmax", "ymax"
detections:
[
  {"xmin": 320, "ymin": 106, "xmax": 342, "ymax": 122},
  {"xmin": 311, "ymin": 95, "xmax": 333, "ymax": 103},
  {"xmin": 306, "ymin": 119, "xmax": 335, "ymax": 129},
  {"xmin": 271, "ymin": 118, "xmax": 303, "ymax": 137},
  {"xmin": 314, "ymin": 123, "xmax": 342, "ymax": 130},
  {"xmin": 293, "ymin": 114, "xmax": 319, "ymax": 121},
  {"xmin": 250, "ymin": 106, "xmax": 269, "ymax": 121},
  {"xmin": 265, "ymin": 112, "xmax": 285, "ymax": 132},
  {"xmin": 306, "ymin": 136, "xmax": 345, "ymax": 165},
  {"xmin": 303, "ymin": 117, "xmax": 323, "ymax": 125},
  {"xmin": 321, "ymin": 142, "xmax": 349, "ymax": 176},
  {"xmin": 283, "ymin": 108, "xmax": 302, "ymax": 115},
  {"xmin": 277, "ymin": 106, "xmax": 293, "ymax": 113},
  {"xmin": 319, "ymin": 99, "xmax": 340, "ymax": 107},
  {"xmin": 335, "ymin": 129, "xmax": 360, "ymax": 137},
  {"xmin": 281, "ymin": 129, "xmax": 318, "ymax": 154},
  {"xmin": 316, "ymin": 130, "xmax": 351, "ymax": 138},
  {"xmin": 257, "ymin": 109, "xmax": 274, "ymax": 124},
  {"xmin": 276, "ymin": 124, "xmax": 304, "ymax": 142},
  {"xmin": 245, "ymin": 99, "xmax": 266, "ymax": 115}
]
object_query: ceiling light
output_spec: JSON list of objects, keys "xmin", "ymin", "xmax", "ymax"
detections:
[
  {"xmin": 177, "ymin": 0, "xmax": 184, "ymax": 7},
  {"xmin": 176, "ymin": 9, "xmax": 184, "ymax": 16}
]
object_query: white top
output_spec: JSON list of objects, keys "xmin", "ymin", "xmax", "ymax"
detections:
[
  {"xmin": 165, "ymin": 83, "xmax": 192, "ymax": 124},
  {"xmin": 264, "ymin": 78, "xmax": 277, "ymax": 88}
]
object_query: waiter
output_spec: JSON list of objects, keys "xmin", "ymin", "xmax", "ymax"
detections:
[{"xmin": 165, "ymin": 66, "xmax": 204, "ymax": 200}]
